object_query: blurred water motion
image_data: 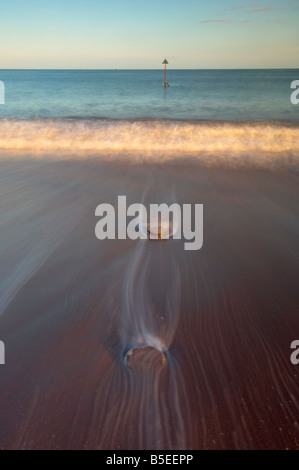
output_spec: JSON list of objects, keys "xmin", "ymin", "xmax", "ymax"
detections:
[{"xmin": 0, "ymin": 152, "xmax": 298, "ymax": 449}]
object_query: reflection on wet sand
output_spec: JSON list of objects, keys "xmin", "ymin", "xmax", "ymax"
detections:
[{"xmin": 0, "ymin": 157, "xmax": 298, "ymax": 449}]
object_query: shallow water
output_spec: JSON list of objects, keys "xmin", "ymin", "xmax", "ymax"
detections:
[
  {"xmin": 0, "ymin": 155, "xmax": 298, "ymax": 449},
  {"xmin": 1, "ymin": 69, "xmax": 299, "ymax": 122}
]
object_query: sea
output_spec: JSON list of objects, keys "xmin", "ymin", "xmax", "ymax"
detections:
[
  {"xmin": 1, "ymin": 69, "xmax": 299, "ymax": 121},
  {"xmin": 0, "ymin": 69, "xmax": 299, "ymax": 166}
]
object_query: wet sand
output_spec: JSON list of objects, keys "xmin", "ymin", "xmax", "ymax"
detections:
[{"xmin": 0, "ymin": 157, "xmax": 298, "ymax": 449}]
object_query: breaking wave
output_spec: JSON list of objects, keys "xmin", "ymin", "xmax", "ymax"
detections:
[{"xmin": 0, "ymin": 118, "xmax": 299, "ymax": 168}]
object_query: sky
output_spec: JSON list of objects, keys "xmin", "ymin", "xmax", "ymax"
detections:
[{"xmin": 1, "ymin": 0, "xmax": 299, "ymax": 69}]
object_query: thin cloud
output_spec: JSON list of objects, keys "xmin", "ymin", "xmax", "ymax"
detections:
[
  {"xmin": 200, "ymin": 19, "xmax": 250, "ymax": 24},
  {"xmin": 224, "ymin": 2, "xmax": 257, "ymax": 10},
  {"xmin": 221, "ymin": 1, "xmax": 298, "ymax": 21},
  {"xmin": 224, "ymin": 2, "xmax": 275, "ymax": 13},
  {"xmin": 200, "ymin": 20, "xmax": 231, "ymax": 23},
  {"xmin": 252, "ymin": 7, "xmax": 274, "ymax": 11}
]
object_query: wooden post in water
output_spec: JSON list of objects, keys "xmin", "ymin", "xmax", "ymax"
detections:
[{"xmin": 162, "ymin": 59, "xmax": 170, "ymax": 87}]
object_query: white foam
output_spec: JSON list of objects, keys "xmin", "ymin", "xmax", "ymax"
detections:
[{"xmin": 0, "ymin": 119, "xmax": 298, "ymax": 168}]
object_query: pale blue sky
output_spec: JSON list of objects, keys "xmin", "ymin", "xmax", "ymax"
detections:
[{"xmin": 1, "ymin": 0, "xmax": 299, "ymax": 68}]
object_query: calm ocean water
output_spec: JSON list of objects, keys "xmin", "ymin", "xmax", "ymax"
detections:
[{"xmin": 0, "ymin": 69, "xmax": 298, "ymax": 122}]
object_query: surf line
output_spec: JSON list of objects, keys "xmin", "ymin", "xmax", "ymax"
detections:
[
  {"xmin": 95, "ymin": 196, "xmax": 203, "ymax": 251},
  {"xmin": 106, "ymin": 455, "xmax": 140, "ymax": 467}
]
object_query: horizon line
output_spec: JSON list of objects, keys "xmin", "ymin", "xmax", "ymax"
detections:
[{"xmin": 1, "ymin": 67, "xmax": 299, "ymax": 71}]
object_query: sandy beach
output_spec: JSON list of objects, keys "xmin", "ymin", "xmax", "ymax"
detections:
[{"xmin": 0, "ymin": 152, "xmax": 298, "ymax": 449}]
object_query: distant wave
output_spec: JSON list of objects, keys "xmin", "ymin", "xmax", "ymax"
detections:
[{"xmin": 0, "ymin": 118, "xmax": 299, "ymax": 168}]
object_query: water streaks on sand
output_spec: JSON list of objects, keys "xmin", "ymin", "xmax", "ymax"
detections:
[{"xmin": 0, "ymin": 158, "xmax": 298, "ymax": 449}]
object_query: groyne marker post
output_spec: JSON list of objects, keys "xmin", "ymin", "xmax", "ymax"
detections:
[{"xmin": 163, "ymin": 59, "xmax": 170, "ymax": 87}]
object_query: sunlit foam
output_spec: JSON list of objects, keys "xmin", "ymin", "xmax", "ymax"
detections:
[
  {"xmin": 137, "ymin": 220, "xmax": 176, "ymax": 240},
  {"xmin": 0, "ymin": 119, "xmax": 298, "ymax": 168},
  {"xmin": 147, "ymin": 224, "xmax": 169, "ymax": 239}
]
